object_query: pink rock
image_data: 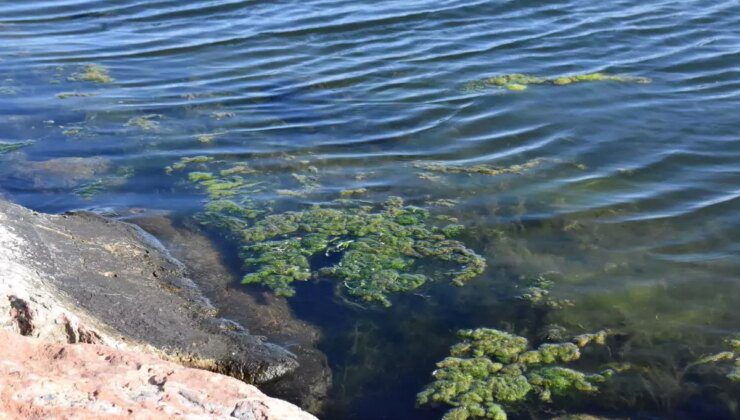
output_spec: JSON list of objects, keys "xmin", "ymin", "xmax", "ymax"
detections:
[{"xmin": 0, "ymin": 330, "xmax": 317, "ymax": 419}]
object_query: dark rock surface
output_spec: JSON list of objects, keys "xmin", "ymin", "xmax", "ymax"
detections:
[
  {"xmin": 0, "ymin": 199, "xmax": 297, "ymax": 384},
  {"xmin": 130, "ymin": 215, "xmax": 332, "ymax": 414}
]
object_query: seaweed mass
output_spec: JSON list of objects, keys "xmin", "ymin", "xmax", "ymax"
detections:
[
  {"xmin": 462, "ymin": 72, "xmax": 651, "ymax": 92},
  {"xmin": 172, "ymin": 158, "xmax": 486, "ymax": 307},
  {"xmin": 417, "ymin": 328, "xmax": 617, "ymax": 420}
]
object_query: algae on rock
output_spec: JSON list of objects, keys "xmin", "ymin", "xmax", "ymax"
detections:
[{"xmin": 417, "ymin": 328, "xmax": 615, "ymax": 419}]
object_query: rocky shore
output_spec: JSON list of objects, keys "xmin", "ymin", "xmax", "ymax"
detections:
[{"xmin": 0, "ymin": 198, "xmax": 326, "ymax": 418}]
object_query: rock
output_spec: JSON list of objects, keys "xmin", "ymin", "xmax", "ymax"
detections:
[
  {"xmin": 1, "ymin": 154, "xmax": 111, "ymax": 189},
  {"xmin": 0, "ymin": 329, "xmax": 316, "ymax": 419},
  {"xmin": 0, "ymin": 199, "xmax": 297, "ymax": 384},
  {"xmin": 129, "ymin": 215, "xmax": 332, "ymax": 413}
]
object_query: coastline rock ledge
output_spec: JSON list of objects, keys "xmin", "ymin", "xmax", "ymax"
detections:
[{"xmin": 0, "ymin": 198, "xmax": 316, "ymax": 419}]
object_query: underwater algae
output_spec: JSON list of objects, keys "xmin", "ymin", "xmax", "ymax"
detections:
[
  {"xmin": 413, "ymin": 158, "xmax": 544, "ymax": 177},
  {"xmin": 69, "ymin": 64, "xmax": 113, "ymax": 84},
  {"xmin": 74, "ymin": 166, "xmax": 134, "ymax": 200},
  {"xmin": 517, "ymin": 273, "xmax": 575, "ymax": 309},
  {"xmin": 417, "ymin": 328, "xmax": 616, "ymax": 419},
  {"xmin": 56, "ymin": 92, "xmax": 96, "ymax": 100},
  {"xmin": 235, "ymin": 197, "xmax": 484, "ymax": 307},
  {"xmin": 688, "ymin": 338, "xmax": 740, "ymax": 383},
  {"xmin": 462, "ymin": 73, "xmax": 651, "ymax": 92},
  {"xmin": 0, "ymin": 140, "xmax": 33, "ymax": 155},
  {"xmin": 125, "ymin": 114, "xmax": 163, "ymax": 131},
  {"xmin": 174, "ymin": 158, "xmax": 485, "ymax": 307}
]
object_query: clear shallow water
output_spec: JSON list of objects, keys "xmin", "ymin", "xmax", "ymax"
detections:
[{"xmin": 1, "ymin": 0, "xmax": 739, "ymax": 418}]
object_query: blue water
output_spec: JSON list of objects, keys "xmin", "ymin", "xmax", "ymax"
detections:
[{"xmin": 1, "ymin": 1, "xmax": 739, "ymax": 418}]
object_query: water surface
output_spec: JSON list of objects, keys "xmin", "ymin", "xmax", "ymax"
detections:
[{"xmin": 1, "ymin": 0, "xmax": 738, "ymax": 418}]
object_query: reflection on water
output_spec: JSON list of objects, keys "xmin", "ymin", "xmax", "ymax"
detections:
[{"xmin": 1, "ymin": 0, "xmax": 738, "ymax": 418}]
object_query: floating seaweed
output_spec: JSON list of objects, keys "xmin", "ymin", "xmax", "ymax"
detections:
[
  {"xmin": 125, "ymin": 114, "xmax": 163, "ymax": 131},
  {"xmin": 462, "ymin": 72, "xmax": 651, "ymax": 92},
  {"xmin": 69, "ymin": 64, "xmax": 113, "ymax": 84},
  {"xmin": 0, "ymin": 140, "xmax": 33, "ymax": 156},
  {"xmin": 197, "ymin": 132, "xmax": 221, "ymax": 143},
  {"xmin": 414, "ymin": 158, "xmax": 544, "ymax": 177},
  {"xmin": 417, "ymin": 328, "xmax": 615, "ymax": 419},
  {"xmin": 73, "ymin": 166, "xmax": 134, "ymax": 200},
  {"xmin": 339, "ymin": 187, "xmax": 368, "ymax": 198},
  {"xmin": 56, "ymin": 92, "xmax": 96, "ymax": 99},
  {"xmin": 164, "ymin": 155, "xmax": 215, "ymax": 174}
]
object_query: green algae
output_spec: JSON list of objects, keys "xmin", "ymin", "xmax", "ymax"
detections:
[
  {"xmin": 236, "ymin": 197, "xmax": 485, "ymax": 306},
  {"xmin": 165, "ymin": 156, "xmax": 215, "ymax": 174},
  {"xmin": 73, "ymin": 166, "xmax": 134, "ymax": 200},
  {"xmin": 418, "ymin": 328, "xmax": 615, "ymax": 419},
  {"xmin": 572, "ymin": 330, "xmax": 612, "ymax": 348},
  {"xmin": 0, "ymin": 140, "xmax": 33, "ymax": 155},
  {"xmin": 197, "ymin": 132, "xmax": 221, "ymax": 143},
  {"xmin": 56, "ymin": 92, "xmax": 96, "ymax": 99},
  {"xmin": 517, "ymin": 273, "xmax": 575, "ymax": 309},
  {"xmin": 62, "ymin": 126, "xmax": 84, "ymax": 137},
  {"xmin": 462, "ymin": 72, "xmax": 651, "ymax": 92},
  {"xmin": 69, "ymin": 64, "xmax": 113, "ymax": 84},
  {"xmin": 168, "ymin": 155, "xmax": 484, "ymax": 307},
  {"xmin": 414, "ymin": 158, "xmax": 544, "ymax": 177},
  {"xmin": 339, "ymin": 187, "xmax": 368, "ymax": 198},
  {"xmin": 125, "ymin": 114, "xmax": 163, "ymax": 131},
  {"xmin": 688, "ymin": 337, "xmax": 740, "ymax": 382}
]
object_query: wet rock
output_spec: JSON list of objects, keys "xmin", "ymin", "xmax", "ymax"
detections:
[
  {"xmin": 130, "ymin": 215, "xmax": 332, "ymax": 413},
  {"xmin": 1, "ymin": 153, "xmax": 111, "ymax": 189},
  {"xmin": 0, "ymin": 329, "xmax": 315, "ymax": 419},
  {"xmin": 0, "ymin": 199, "xmax": 298, "ymax": 384}
]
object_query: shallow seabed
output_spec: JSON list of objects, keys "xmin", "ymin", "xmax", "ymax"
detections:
[{"xmin": 1, "ymin": 0, "xmax": 738, "ymax": 418}]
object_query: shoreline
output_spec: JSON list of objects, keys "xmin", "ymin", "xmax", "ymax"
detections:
[{"xmin": 0, "ymin": 198, "xmax": 324, "ymax": 418}]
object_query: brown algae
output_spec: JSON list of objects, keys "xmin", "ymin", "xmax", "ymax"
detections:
[{"xmin": 417, "ymin": 328, "xmax": 616, "ymax": 419}]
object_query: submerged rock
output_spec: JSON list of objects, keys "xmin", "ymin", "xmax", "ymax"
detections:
[
  {"xmin": 0, "ymin": 199, "xmax": 298, "ymax": 384},
  {"xmin": 0, "ymin": 154, "xmax": 112, "ymax": 189},
  {"xmin": 131, "ymin": 214, "xmax": 332, "ymax": 413},
  {"xmin": 0, "ymin": 329, "xmax": 315, "ymax": 419}
]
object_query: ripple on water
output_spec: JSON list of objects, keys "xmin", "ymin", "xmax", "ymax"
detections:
[{"xmin": 0, "ymin": 0, "xmax": 739, "ymax": 418}]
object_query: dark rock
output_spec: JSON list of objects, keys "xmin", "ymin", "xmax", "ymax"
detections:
[
  {"xmin": 130, "ymin": 215, "xmax": 332, "ymax": 414},
  {"xmin": 0, "ymin": 199, "xmax": 297, "ymax": 384}
]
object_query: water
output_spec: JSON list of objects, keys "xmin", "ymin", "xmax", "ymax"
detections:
[{"xmin": 1, "ymin": 0, "xmax": 739, "ymax": 418}]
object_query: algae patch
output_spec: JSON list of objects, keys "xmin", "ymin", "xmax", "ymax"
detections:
[
  {"xmin": 414, "ymin": 158, "xmax": 544, "ymax": 177},
  {"xmin": 417, "ymin": 328, "xmax": 615, "ymax": 419},
  {"xmin": 172, "ymin": 157, "xmax": 486, "ymax": 307},
  {"xmin": 125, "ymin": 114, "xmax": 163, "ymax": 131},
  {"xmin": 462, "ymin": 72, "xmax": 651, "ymax": 92},
  {"xmin": 69, "ymin": 64, "xmax": 113, "ymax": 84},
  {"xmin": 231, "ymin": 197, "xmax": 484, "ymax": 307},
  {"xmin": 0, "ymin": 140, "xmax": 33, "ymax": 156}
]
